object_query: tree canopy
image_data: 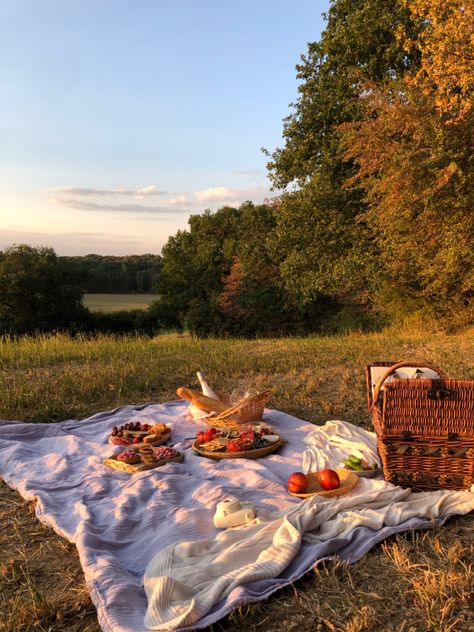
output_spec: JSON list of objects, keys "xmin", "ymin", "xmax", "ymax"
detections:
[{"xmin": 0, "ymin": 245, "xmax": 89, "ymax": 335}]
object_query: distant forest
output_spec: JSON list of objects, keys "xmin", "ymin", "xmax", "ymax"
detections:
[{"xmin": 62, "ymin": 255, "xmax": 162, "ymax": 294}]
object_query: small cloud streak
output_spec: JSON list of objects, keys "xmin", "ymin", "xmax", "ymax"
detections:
[
  {"xmin": 55, "ymin": 198, "xmax": 189, "ymax": 214},
  {"xmin": 50, "ymin": 185, "xmax": 167, "ymax": 197},
  {"xmin": 194, "ymin": 185, "xmax": 269, "ymax": 204},
  {"xmin": 169, "ymin": 194, "xmax": 190, "ymax": 205},
  {"xmin": 48, "ymin": 183, "xmax": 276, "ymax": 214}
]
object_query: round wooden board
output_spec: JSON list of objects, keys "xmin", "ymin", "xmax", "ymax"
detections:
[
  {"xmin": 289, "ymin": 470, "xmax": 359, "ymax": 499},
  {"xmin": 192, "ymin": 436, "xmax": 285, "ymax": 460},
  {"xmin": 108, "ymin": 430, "xmax": 171, "ymax": 449}
]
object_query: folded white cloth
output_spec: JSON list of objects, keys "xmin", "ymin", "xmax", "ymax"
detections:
[{"xmin": 303, "ymin": 419, "xmax": 380, "ymax": 472}]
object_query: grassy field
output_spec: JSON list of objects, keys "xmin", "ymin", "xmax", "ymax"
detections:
[
  {"xmin": 0, "ymin": 331, "xmax": 473, "ymax": 631},
  {"xmin": 83, "ymin": 293, "xmax": 156, "ymax": 312}
]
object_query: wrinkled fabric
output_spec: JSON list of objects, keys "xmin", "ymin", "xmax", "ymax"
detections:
[{"xmin": 1, "ymin": 404, "xmax": 473, "ymax": 632}]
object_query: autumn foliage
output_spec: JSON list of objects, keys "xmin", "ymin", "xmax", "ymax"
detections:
[{"xmin": 403, "ymin": 0, "xmax": 474, "ymax": 122}]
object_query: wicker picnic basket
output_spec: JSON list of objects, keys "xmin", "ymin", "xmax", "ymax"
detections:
[
  {"xmin": 366, "ymin": 361, "xmax": 474, "ymax": 491},
  {"xmin": 206, "ymin": 391, "xmax": 270, "ymax": 430}
]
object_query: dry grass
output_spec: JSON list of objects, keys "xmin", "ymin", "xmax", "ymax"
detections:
[{"xmin": 0, "ymin": 331, "xmax": 473, "ymax": 631}]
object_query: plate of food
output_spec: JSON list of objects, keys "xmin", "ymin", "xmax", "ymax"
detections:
[
  {"xmin": 192, "ymin": 426, "xmax": 284, "ymax": 460},
  {"xmin": 104, "ymin": 445, "xmax": 183, "ymax": 474},
  {"xmin": 108, "ymin": 422, "xmax": 171, "ymax": 448},
  {"xmin": 340, "ymin": 455, "xmax": 381, "ymax": 478}
]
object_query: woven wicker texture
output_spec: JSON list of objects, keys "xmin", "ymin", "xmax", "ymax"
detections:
[
  {"xmin": 104, "ymin": 451, "xmax": 183, "ymax": 474},
  {"xmin": 206, "ymin": 391, "xmax": 270, "ymax": 430},
  {"xmin": 289, "ymin": 470, "xmax": 359, "ymax": 499},
  {"xmin": 367, "ymin": 361, "xmax": 474, "ymax": 491},
  {"xmin": 192, "ymin": 435, "xmax": 284, "ymax": 460}
]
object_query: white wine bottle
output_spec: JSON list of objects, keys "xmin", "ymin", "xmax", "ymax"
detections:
[{"xmin": 197, "ymin": 371, "xmax": 220, "ymax": 400}]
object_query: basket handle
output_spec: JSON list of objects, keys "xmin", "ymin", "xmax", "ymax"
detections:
[{"xmin": 372, "ymin": 361, "xmax": 448, "ymax": 405}]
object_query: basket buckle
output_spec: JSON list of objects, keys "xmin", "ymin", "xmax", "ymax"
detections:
[{"xmin": 427, "ymin": 387, "xmax": 454, "ymax": 401}]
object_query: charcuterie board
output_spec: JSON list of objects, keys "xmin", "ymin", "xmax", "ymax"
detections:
[
  {"xmin": 104, "ymin": 447, "xmax": 183, "ymax": 474},
  {"xmin": 192, "ymin": 434, "xmax": 284, "ymax": 460},
  {"xmin": 108, "ymin": 422, "xmax": 172, "ymax": 449}
]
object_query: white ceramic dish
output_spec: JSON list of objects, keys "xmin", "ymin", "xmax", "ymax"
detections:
[{"xmin": 263, "ymin": 434, "xmax": 280, "ymax": 443}]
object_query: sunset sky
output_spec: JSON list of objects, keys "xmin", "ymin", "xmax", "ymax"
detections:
[{"xmin": 1, "ymin": 0, "xmax": 326, "ymax": 255}]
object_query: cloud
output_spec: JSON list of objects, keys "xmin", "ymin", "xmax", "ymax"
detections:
[
  {"xmin": 56, "ymin": 198, "xmax": 189, "ymax": 214},
  {"xmin": 50, "ymin": 186, "xmax": 167, "ymax": 197},
  {"xmin": 169, "ymin": 194, "xmax": 190, "ymax": 205},
  {"xmin": 194, "ymin": 185, "xmax": 270, "ymax": 204}
]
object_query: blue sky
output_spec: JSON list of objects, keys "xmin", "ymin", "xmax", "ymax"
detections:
[{"xmin": 1, "ymin": 0, "xmax": 327, "ymax": 255}]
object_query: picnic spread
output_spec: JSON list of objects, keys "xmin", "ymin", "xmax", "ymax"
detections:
[{"xmin": 0, "ymin": 363, "xmax": 473, "ymax": 632}]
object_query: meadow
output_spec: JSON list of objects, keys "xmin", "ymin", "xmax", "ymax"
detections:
[
  {"xmin": 83, "ymin": 293, "xmax": 155, "ymax": 312},
  {"xmin": 0, "ymin": 330, "xmax": 473, "ymax": 631}
]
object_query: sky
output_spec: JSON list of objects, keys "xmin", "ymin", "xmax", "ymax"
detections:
[{"xmin": 0, "ymin": 0, "xmax": 328, "ymax": 256}]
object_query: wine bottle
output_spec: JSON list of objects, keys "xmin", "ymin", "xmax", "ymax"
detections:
[{"xmin": 197, "ymin": 371, "xmax": 219, "ymax": 400}]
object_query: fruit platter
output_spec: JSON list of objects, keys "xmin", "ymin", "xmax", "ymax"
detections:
[
  {"xmin": 192, "ymin": 425, "xmax": 284, "ymax": 460},
  {"xmin": 340, "ymin": 454, "xmax": 381, "ymax": 478},
  {"xmin": 287, "ymin": 469, "xmax": 359, "ymax": 499},
  {"xmin": 108, "ymin": 421, "xmax": 171, "ymax": 449},
  {"xmin": 104, "ymin": 445, "xmax": 184, "ymax": 474}
]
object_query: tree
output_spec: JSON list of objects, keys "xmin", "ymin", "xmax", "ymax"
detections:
[
  {"xmin": 338, "ymin": 1, "xmax": 474, "ymax": 324},
  {"xmin": 265, "ymin": 0, "xmax": 420, "ymax": 303},
  {"xmin": 0, "ymin": 245, "xmax": 89, "ymax": 334},
  {"xmin": 156, "ymin": 206, "xmax": 242, "ymax": 335},
  {"xmin": 340, "ymin": 86, "xmax": 474, "ymax": 323}
]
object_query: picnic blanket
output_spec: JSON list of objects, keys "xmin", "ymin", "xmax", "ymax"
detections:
[{"xmin": 1, "ymin": 403, "xmax": 473, "ymax": 632}]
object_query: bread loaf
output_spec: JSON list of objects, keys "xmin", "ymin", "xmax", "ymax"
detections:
[{"xmin": 176, "ymin": 387, "xmax": 229, "ymax": 414}]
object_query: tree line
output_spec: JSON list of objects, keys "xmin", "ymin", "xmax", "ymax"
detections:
[{"xmin": 63, "ymin": 254, "xmax": 162, "ymax": 294}]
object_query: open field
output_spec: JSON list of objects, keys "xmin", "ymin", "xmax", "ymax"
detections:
[
  {"xmin": 0, "ymin": 331, "xmax": 473, "ymax": 631},
  {"xmin": 83, "ymin": 293, "xmax": 156, "ymax": 312}
]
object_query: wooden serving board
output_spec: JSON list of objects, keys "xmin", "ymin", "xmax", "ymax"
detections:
[
  {"xmin": 108, "ymin": 430, "xmax": 171, "ymax": 449},
  {"xmin": 104, "ymin": 450, "xmax": 184, "ymax": 474}
]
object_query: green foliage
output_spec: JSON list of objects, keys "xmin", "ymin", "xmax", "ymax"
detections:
[
  {"xmin": 0, "ymin": 245, "xmax": 89, "ymax": 335},
  {"xmin": 89, "ymin": 306, "xmax": 163, "ymax": 335},
  {"xmin": 157, "ymin": 202, "xmax": 341, "ymax": 337},
  {"xmin": 267, "ymin": 0, "xmax": 418, "ymax": 190},
  {"xmin": 266, "ymin": 0, "xmax": 420, "ymax": 302},
  {"xmin": 63, "ymin": 254, "xmax": 162, "ymax": 293}
]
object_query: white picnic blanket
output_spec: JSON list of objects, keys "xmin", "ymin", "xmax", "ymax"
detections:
[
  {"xmin": 143, "ymin": 421, "xmax": 474, "ymax": 629},
  {"xmin": 0, "ymin": 403, "xmax": 473, "ymax": 632}
]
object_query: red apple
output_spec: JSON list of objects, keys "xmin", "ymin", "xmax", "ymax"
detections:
[
  {"xmin": 316, "ymin": 469, "xmax": 340, "ymax": 490},
  {"xmin": 287, "ymin": 472, "xmax": 309, "ymax": 493}
]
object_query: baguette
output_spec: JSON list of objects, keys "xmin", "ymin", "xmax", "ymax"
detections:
[{"xmin": 176, "ymin": 387, "xmax": 229, "ymax": 414}]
